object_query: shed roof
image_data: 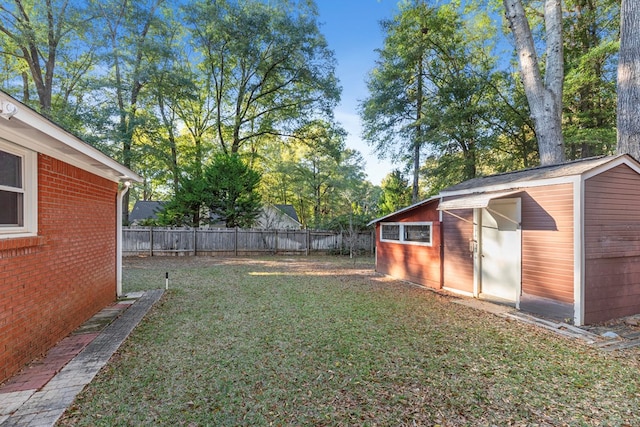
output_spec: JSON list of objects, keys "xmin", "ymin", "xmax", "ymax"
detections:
[
  {"xmin": 0, "ymin": 91, "xmax": 141, "ymax": 184},
  {"xmin": 368, "ymin": 196, "xmax": 440, "ymax": 226},
  {"xmin": 370, "ymin": 154, "xmax": 640, "ymax": 225},
  {"xmin": 440, "ymin": 155, "xmax": 635, "ymax": 195}
]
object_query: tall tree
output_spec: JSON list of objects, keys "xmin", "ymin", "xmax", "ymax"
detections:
[
  {"xmin": 378, "ymin": 170, "xmax": 412, "ymax": 216},
  {"xmin": 362, "ymin": 1, "xmax": 504, "ymax": 199},
  {"xmin": 563, "ymin": 0, "xmax": 618, "ymax": 159},
  {"xmin": 205, "ymin": 153, "xmax": 262, "ymax": 228},
  {"xmin": 503, "ymin": 0, "xmax": 565, "ymax": 165},
  {"xmin": 159, "ymin": 174, "xmax": 209, "ymax": 227},
  {"xmin": 0, "ymin": 0, "xmax": 94, "ymax": 117},
  {"xmin": 291, "ymin": 120, "xmax": 345, "ymax": 227},
  {"xmin": 616, "ymin": 0, "xmax": 640, "ymax": 159},
  {"xmin": 184, "ymin": 0, "xmax": 339, "ymax": 155},
  {"xmin": 91, "ymin": 0, "xmax": 170, "ymax": 223},
  {"xmin": 360, "ymin": 2, "xmax": 435, "ymax": 203}
]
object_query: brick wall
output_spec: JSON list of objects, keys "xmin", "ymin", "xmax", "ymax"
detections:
[{"xmin": 0, "ymin": 154, "xmax": 118, "ymax": 383}]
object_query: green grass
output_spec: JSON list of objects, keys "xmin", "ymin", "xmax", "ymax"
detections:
[{"xmin": 59, "ymin": 256, "xmax": 640, "ymax": 426}]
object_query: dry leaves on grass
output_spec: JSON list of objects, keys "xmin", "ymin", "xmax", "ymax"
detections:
[{"xmin": 58, "ymin": 256, "xmax": 640, "ymax": 426}]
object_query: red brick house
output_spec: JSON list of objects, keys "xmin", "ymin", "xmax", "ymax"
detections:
[
  {"xmin": 371, "ymin": 155, "xmax": 640, "ymax": 326},
  {"xmin": 0, "ymin": 92, "xmax": 141, "ymax": 383}
]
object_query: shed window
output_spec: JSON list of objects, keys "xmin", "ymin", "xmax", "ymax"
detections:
[
  {"xmin": 404, "ymin": 225, "xmax": 431, "ymax": 244},
  {"xmin": 0, "ymin": 140, "xmax": 36, "ymax": 237},
  {"xmin": 381, "ymin": 224, "xmax": 400, "ymax": 241},
  {"xmin": 380, "ymin": 222, "xmax": 432, "ymax": 246}
]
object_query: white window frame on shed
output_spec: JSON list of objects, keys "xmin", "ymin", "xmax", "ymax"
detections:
[
  {"xmin": 380, "ymin": 222, "xmax": 433, "ymax": 246},
  {"xmin": 0, "ymin": 139, "xmax": 37, "ymax": 238}
]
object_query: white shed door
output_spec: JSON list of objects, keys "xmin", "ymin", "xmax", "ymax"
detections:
[{"xmin": 480, "ymin": 199, "xmax": 521, "ymax": 302}]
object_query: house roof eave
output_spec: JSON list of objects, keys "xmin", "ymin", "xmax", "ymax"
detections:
[{"xmin": 0, "ymin": 91, "xmax": 142, "ymax": 184}]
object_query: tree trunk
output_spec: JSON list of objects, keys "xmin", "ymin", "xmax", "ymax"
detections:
[
  {"xmin": 504, "ymin": 0, "xmax": 564, "ymax": 165},
  {"xmin": 412, "ymin": 55, "xmax": 424, "ymax": 203},
  {"xmin": 21, "ymin": 73, "xmax": 30, "ymax": 103},
  {"xmin": 617, "ymin": 0, "xmax": 640, "ymax": 160}
]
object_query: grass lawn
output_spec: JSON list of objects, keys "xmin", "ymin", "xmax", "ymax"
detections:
[{"xmin": 58, "ymin": 256, "xmax": 640, "ymax": 426}]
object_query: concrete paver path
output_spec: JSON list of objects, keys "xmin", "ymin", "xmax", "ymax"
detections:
[{"xmin": 0, "ymin": 289, "xmax": 163, "ymax": 427}]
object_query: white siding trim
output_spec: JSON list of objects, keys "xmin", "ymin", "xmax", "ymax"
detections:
[
  {"xmin": 573, "ymin": 176, "xmax": 585, "ymax": 326},
  {"xmin": 473, "ymin": 208, "xmax": 480, "ymax": 298},
  {"xmin": 0, "ymin": 92, "xmax": 141, "ymax": 183},
  {"xmin": 439, "ymin": 175, "xmax": 578, "ymax": 198},
  {"xmin": 581, "ymin": 156, "xmax": 640, "ymax": 179},
  {"xmin": 0, "ymin": 139, "xmax": 37, "ymax": 238},
  {"xmin": 380, "ymin": 222, "xmax": 433, "ymax": 247}
]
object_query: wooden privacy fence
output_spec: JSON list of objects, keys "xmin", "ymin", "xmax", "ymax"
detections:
[{"xmin": 122, "ymin": 227, "xmax": 375, "ymax": 256}]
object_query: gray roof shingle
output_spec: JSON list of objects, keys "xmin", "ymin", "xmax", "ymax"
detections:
[
  {"xmin": 129, "ymin": 201, "xmax": 166, "ymax": 222},
  {"xmin": 440, "ymin": 155, "xmax": 622, "ymax": 193},
  {"xmin": 274, "ymin": 204, "xmax": 300, "ymax": 222}
]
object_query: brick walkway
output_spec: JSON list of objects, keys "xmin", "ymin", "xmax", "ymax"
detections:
[{"xmin": 0, "ymin": 289, "xmax": 164, "ymax": 426}]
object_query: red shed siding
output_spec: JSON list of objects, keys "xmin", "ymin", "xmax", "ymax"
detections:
[
  {"xmin": 521, "ymin": 184, "xmax": 574, "ymax": 303},
  {"xmin": 584, "ymin": 164, "xmax": 640, "ymax": 323},
  {"xmin": 375, "ymin": 202, "xmax": 442, "ymax": 288},
  {"xmin": 0, "ymin": 154, "xmax": 118, "ymax": 383},
  {"xmin": 442, "ymin": 209, "xmax": 474, "ymax": 294}
]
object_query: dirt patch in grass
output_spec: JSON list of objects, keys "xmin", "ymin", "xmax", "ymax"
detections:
[{"xmin": 59, "ymin": 256, "xmax": 640, "ymax": 426}]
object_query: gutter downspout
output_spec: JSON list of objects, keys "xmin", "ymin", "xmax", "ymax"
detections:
[{"xmin": 117, "ymin": 181, "xmax": 131, "ymax": 297}]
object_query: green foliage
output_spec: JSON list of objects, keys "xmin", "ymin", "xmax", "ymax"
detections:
[
  {"xmin": 361, "ymin": 1, "xmax": 528, "ymax": 197},
  {"xmin": 204, "ymin": 154, "xmax": 262, "ymax": 228},
  {"xmin": 0, "ymin": 0, "xmax": 94, "ymax": 116},
  {"xmin": 158, "ymin": 174, "xmax": 209, "ymax": 227},
  {"xmin": 1, "ymin": 0, "xmax": 628, "ymax": 224},
  {"xmin": 258, "ymin": 120, "xmax": 375, "ymax": 229},
  {"xmin": 562, "ymin": 0, "xmax": 619, "ymax": 159},
  {"xmin": 184, "ymin": 0, "xmax": 340, "ymax": 154},
  {"xmin": 378, "ymin": 170, "xmax": 412, "ymax": 215},
  {"xmin": 159, "ymin": 154, "xmax": 262, "ymax": 228},
  {"xmin": 320, "ymin": 213, "xmax": 373, "ymax": 232}
]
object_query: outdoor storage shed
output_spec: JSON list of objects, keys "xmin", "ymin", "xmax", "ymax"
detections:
[
  {"xmin": 371, "ymin": 197, "xmax": 442, "ymax": 289},
  {"xmin": 0, "ymin": 92, "xmax": 141, "ymax": 383},
  {"xmin": 438, "ymin": 155, "xmax": 640, "ymax": 326},
  {"xmin": 372, "ymin": 155, "xmax": 640, "ymax": 326}
]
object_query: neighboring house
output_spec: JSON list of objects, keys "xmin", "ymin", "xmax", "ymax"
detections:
[
  {"xmin": 255, "ymin": 204, "xmax": 302, "ymax": 229},
  {"xmin": 0, "ymin": 92, "xmax": 142, "ymax": 383},
  {"xmin": 129, "ymin": 200, "xmax": 166, "ymax": 225},
  {"xmin": 371, "ymin": 155, "xmax": 640, "ymax": 326}
]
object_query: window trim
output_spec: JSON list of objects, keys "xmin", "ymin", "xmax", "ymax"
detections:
[
  {"xmin": 380, "ymin": 223, "xmax": 401, "ymax": 241},
  {"xmin": 380, "ymin": 221, "xmax": 433, "ymax": 247},
  {"xmin": 0, "ymin": 139, "xmax": 37, "ymax": 238}
]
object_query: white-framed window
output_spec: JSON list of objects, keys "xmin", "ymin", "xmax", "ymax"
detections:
[
  {"xmin": 0, "ymin": 140, "xmax": 37, "ymax": 237},
  {"xmin": 380, "ymin": 222, "xmax": 432, "ymax": 246},
  {"xmin": 380, "ymin": 223, "xmax": 400, "ymax": 241}
]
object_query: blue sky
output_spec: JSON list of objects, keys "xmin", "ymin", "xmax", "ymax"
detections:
[{"xmin": 316, "ymin": 0, "xmax": 402, "ymax": 186}]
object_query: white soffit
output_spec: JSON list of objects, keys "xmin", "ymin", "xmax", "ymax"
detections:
[
  {"xmin": 437, "ymin": 190, "xmax": 522, "ymax": 211},
  {"xmin": 0, "ymin": 92, "xmax": 142, "ymax": 183}
]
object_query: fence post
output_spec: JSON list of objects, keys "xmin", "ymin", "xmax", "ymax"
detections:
[
  {"xmin": 193, "ymin": 228, "xmax": 197, "ymax": 256},
  {"xmin": 306, "ymin": 229, "xmax": 310, "ymax": 256},
  {"xmin": 234, "ymin": 227, "xmax": 238, "ymax": 257},
  {"xmin": 274, "ymin": 229, "xmax": 278, "ymax": 254},
  {"xmin": 150, "ymin": 227, "xmax": 153, "ymax": 257}
]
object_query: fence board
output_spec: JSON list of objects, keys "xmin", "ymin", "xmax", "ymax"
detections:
[{"xmin": 123, "ymin": 227, "xmax": 374, "ymax": 256}]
